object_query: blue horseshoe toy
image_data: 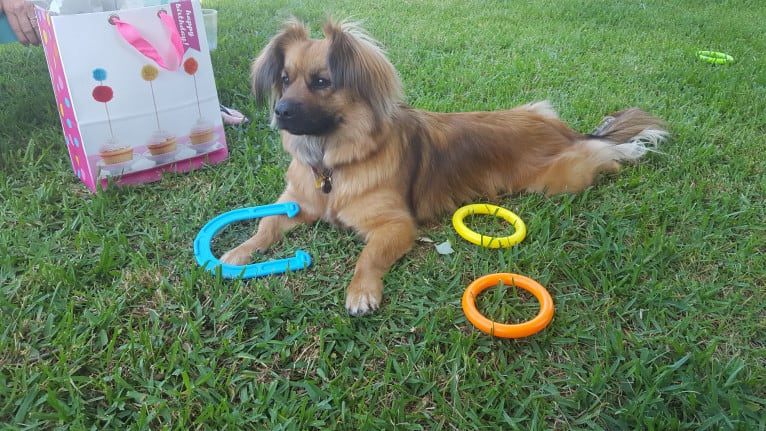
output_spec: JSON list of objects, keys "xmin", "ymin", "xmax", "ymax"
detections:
[{"xmin": 194, "ymin": 202, "xmax": 312, "ymax": 279}]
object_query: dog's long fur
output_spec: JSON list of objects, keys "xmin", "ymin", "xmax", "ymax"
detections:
[{"xmin": 221, "ymin": 19, "xmax": 669, "ymax": 315}]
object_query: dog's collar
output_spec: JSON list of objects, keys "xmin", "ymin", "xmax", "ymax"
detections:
[{"xmin": 311, "ymin": 165, "xmax": 333, "ymax": 193}]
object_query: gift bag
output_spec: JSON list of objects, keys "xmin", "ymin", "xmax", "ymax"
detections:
[{"xmin": 36, "ymin": 0, "xmax": 227, "ymax": 192}]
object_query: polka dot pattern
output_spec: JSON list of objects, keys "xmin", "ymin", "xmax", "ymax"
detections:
[{"xmin": 37, "ymin": 7, "xmax": 94, "ymax": 191}]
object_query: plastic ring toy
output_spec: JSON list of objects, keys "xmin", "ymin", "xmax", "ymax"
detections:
[
  {"xmin": 462, "ymin": 273, "xmax": 554, "ymax": 338},
  {"xmin": 452, "ymin": 204, "xmax": 527, "ymax": 248},
  {"xmin": 194, "ymin": 202, "xmax": 311, "ymax": 279},
  {"xmin": 696, "ymin": 51, "xmax": 734, "ymax": 65}
]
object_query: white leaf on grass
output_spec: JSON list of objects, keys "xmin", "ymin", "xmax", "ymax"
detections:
[{"xmin": 435, "ymin": 240, "xmax": 454, "ymax": 255}]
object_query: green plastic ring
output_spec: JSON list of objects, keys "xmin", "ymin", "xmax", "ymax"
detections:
[{"xmin": 696, "ymin": 51, "xmax": 734, "ymax": 65}]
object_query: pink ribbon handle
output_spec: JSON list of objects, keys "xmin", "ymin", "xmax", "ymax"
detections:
[{"xmin": 110, "ymin": 10, "xmax": 184, "ymax": 71}]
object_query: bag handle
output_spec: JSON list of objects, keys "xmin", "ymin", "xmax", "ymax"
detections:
[{"xmin": 109, "ymin": 10, "xmax": 184, "ymax": 71}]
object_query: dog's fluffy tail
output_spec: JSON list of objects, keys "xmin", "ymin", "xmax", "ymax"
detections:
[{"xmin": 587, "ymin": 107, "xmax": 669, "ymax": 163}]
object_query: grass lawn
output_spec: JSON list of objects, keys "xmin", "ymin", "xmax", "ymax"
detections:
[{"xmin": 1, "ymin": 0, "xmax": 764, "ymax": 429}]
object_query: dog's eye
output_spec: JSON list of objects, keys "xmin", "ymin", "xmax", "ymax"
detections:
[
  {"xmin": 281, "ymin": 73, "xmax": 290, "ymax": 86},
  {"xmin": 311, "ymin": 76, "xmax": 332, "ymax": 90}
]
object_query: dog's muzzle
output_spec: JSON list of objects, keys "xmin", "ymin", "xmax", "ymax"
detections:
[{"xmin": 274, "ymin": 99, "xmax": 339, "ymax": 136}]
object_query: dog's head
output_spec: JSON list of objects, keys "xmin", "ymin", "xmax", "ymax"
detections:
[{"xmin": 251, "ymin": 19, "xmax": 404, "ymax": 136}]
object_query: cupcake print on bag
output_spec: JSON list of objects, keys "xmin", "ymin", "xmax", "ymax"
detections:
[{"xmin": 184, "ymin": 57, "xmax": 220, "ymax": 152}]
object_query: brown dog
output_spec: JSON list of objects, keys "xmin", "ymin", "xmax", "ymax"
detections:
[{"xmin": 221, "ymin": 19, "xmax": 668, "ymax": 315}]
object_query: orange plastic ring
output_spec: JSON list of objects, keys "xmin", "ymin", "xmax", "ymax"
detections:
[{"xmin": 462, "ymin": 273, "xmax": 554, "ymax": 338}]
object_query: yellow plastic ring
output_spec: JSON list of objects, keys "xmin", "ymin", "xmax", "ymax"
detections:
[
  {"xmin": 452, "ymin": 204, "xmax": 527, "ymax": 248},
  {"xmin": 462, "ymin": 273, "xmax": 554, "ymax": 338}
]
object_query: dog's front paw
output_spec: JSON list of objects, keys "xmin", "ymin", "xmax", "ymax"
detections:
[
  {"xmin": 220, "ymin": 247, "xmax": 254, "ymax": 266},
  {"xmin": 345, "ymin": 278, "xmax": 383, "ymax": 316}
]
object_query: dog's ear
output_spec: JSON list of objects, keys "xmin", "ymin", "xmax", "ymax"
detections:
[
  {"xmin": 323, "ymin": 20, "xmax": 403, "ymax": 119},
  {"xmin": 251, "ymin": 19, "xmax": 309, "ymax": 109}
]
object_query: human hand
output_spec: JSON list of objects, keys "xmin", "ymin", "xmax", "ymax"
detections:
[{"xmin": 0, "ymin": 0, "xmax": 40, "ymax": 45}]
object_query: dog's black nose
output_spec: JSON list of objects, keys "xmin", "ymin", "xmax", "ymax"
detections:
[
  {"xmin": 274, "ymin": 100, "xmax": 295, "ymax": 120},
  {"xmin": 272, "ymin": 99, "xmax": 339, "ymax": 136}
]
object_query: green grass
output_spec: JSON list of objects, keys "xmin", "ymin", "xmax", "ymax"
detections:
[{"xmin": 1, "ymin": 0, "xmax": 765, "ymax": 429}]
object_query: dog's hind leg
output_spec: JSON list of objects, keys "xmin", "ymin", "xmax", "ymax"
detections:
[
  {"xmin": 527, "ymin": 108, "xmax": 668, "ymax": 194},
  {"xmin": 526, "ymin": 145, "xmax": 622, "ymax": 194}
]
